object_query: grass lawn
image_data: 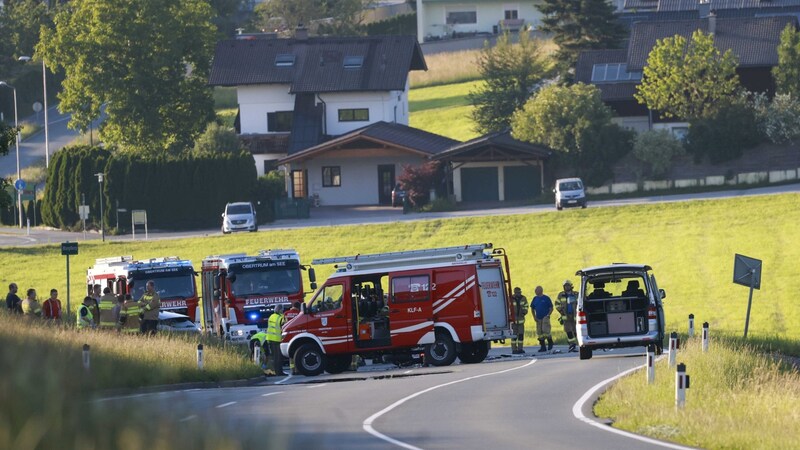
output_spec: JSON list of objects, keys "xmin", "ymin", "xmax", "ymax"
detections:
[{"xmin": 409, "ymin": 80, "xmax": 482, "ymax": 141}]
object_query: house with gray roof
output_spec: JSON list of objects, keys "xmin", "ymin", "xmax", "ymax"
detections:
[{"xmin": 577, "ymin": 13, "xmax": 798, "ymax": 135}]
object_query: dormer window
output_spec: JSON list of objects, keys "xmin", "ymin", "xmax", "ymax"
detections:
[
  {"xmin": 275, "ymin": 54, "xmax": 295, "ymax": 67},
  {"xmin": 343, "ymin": 55, "xmax": 364, "ymax": 69}
]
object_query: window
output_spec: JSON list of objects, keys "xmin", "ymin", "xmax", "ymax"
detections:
[
  {"xmin": 343, "ymin": 55, "xmax": 364, "ymax": 69},
  {"xmin": 267, "ymin": 111, "xmax": 293, "ymax": 132},
  {"xmin": 274, "ymin": 54, "xmax": 295, "ymax": 67},
  {"xmin": 392, "ymin": 275, "xmax": 431, "ymax": 303},
  {"xmin": 338, "ymin": 108, "xmax": 369, "ymax": 122},
  {"xmin": 504, "ymin": 9, "xmax": 518, "ymax": 20},
  {"xmin": 291, "ymin": 170, "xmax": 306, "ymax": 198},
  {"xmin": 591, "ymin": 63, "xmax": 642, "ymax": 83},
  {"xmin": 446, "ymin": 10, "xmax": 477, "ymax": 24},
  {"xmin": 311, "ymin": 284, "xmax": 344, "ymax": 313},
  {"xmin": 322, "ymin": 166, "xmax": 341, "ymax": 187}
]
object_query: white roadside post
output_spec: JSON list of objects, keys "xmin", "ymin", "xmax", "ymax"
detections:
[
  {"xmin": 688, "ymin": 314, "xmax": 695, "ymax": 338},
  {"xmin": 675, "ymin": 362, "xmax": 689, "ymax": 409},
  {"xmin": 702, "ymin": 322, "xmax": 709, "ymax": 352},
  {"xmin": 253, "ymin": 345, "xmax": 261, "ymax": 366},
  {"xmin": 668, "ymin": 331, "xmax": 678, "ymax": 367},
  {"xmin": 197, "ymin": 344, "xmax": 204, "ymax": 370},
  {"xmin": 82, "ymin": 344, "xmax": 91, "ymax": 372},
  {"xmin": 646, "ymin": 344, "xmax": 655, "ymax": 384}
]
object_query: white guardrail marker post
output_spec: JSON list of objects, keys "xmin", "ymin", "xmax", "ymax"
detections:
[
  {"xmin": 688, "ymin": 314, "xmax": 694, "ymax": 337},
  {"xmin": 702, "ymin": 322, "xmax": 709, "ymax": 352},
  {"xmin": 646, "ymin": 344, "xmax": 655, "ymax": 384},
  {"xmin": 668, "ymin": 331, "xmax": 678, "ymax": 367},
  {"xmin": 675, "ymin": 363, "xmax": 689, "ymax": 409},
  {"xmin": 254, "ymin": 345, "xmax": 261, "ymax": 366},
  {"xmin": 197, "ymin": 344, "xmax": 204, "ymax": 370},
  {"xmin": 82, "ymin": 344, "xmax": 90, "ymax": 372}
]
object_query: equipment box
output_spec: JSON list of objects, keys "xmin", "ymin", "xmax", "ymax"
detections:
[
  {"xmin": 589, "ymin": 321, "xmax": 608, "ymax": 336},
  {"xmin": 607, "ymin": 312, "xmax": 636, "ymax": 334},
  {"xmin": 358, "ymin": 323, "xmax": 372, "ymax": 340}
]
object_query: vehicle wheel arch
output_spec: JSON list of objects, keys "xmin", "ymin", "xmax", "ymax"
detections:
[
  {"xmin": 288, "ymin": 333, "xmax": 326, "ymax": 358},
  {"xmin": 432, "ymin": 322, "xmax": 461, "ymax": 343}
]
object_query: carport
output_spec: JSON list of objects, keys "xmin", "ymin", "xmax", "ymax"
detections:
[{"xmin": 432, "ymin": 131, "xmax": 551, "ymax": 203}]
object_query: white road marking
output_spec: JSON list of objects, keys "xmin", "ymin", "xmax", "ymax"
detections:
[
  {"xmin": 363, "ymin": 359, "xmax": 537, "ymax": 449},
  {"xmin": 306, "ymin": 383, "xmax": 327, "ymax": 389},
  {"xmin": 179, "ymin": 415, "xmax": 197, "ymax": 422},
  {"xmin": 275, "ymin": 374, "xmax": 292, "ymax": 385},
  {"xmin": 403, "ymin": 370, "xmax": 412, "ymax": 374},
  {"xmin": 572, "ymin": 358, "xmax": 694, "ymax": 450},
  {"xmin": 215, "ymin": 401, "xmax": 237, "ymax": 409},
  {"xmin": 262, "ymin": 392, "xmax": 284, "ymax": 397}
]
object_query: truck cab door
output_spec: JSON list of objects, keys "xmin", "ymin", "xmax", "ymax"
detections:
[
  {"xmin": 307, "ymin": 283, "xmax": 352, "ymax": 353},
  {"xmin": 388, "ymin": 273, "xmax": 435, "ymax": 347}
]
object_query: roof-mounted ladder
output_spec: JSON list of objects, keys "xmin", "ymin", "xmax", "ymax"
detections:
[{"xmin": 312, "ymin": 244, "xmax": 493, "ymax": 272}]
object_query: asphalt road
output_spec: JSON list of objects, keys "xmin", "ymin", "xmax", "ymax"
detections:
[{"xmin": 96, "ymin": 346, "xmax": 692, "ymax": 450}]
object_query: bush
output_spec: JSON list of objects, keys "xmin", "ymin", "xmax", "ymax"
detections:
[
  {"xmin": 633, "ymin": 130, "xmax": 685, "ymax": 179},
  {"xmin": 686, "ymin": 101, "xmax": 762, "ymax": 163},
  {"xmin": 752, "ymin": 93, "xmax": 800, "ymax": 145},
  {"xmin": 252, "ymin": 170, "xmax": 287, "ymax": 223},
  {"xmin": 361, "ymin": 13, "xmax": 416, "ymax": 36},
  {"xmin": 192, "ymin": 122, "xmax": 242, "ymax": 155},
  {"xmin": 397, "ymin": 161, "xmax": 442, "ymax": 206}
]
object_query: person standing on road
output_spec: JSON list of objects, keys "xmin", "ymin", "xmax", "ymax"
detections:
[
  {"xmin": 266, "ymin": 304, "xmax": 286, "ymax": 376},
  {"xmin": 77, "ymin": 296, "xmax": 96, "ymax": 330},
  {"xmin": 555, "ymin": 280, "xmax": 578, "ymax": 352},
  {"xmin": 510, "ymin": 287, "xmax": 528, "ymax": 354},
  {"xmin": 531, "ymin": 286, "xmax": 554, "ymax": 352},
  {"xmin": 137, "ymin": 280, "xmax": 161, "ymax": 335},
  {"xmin": 6, "ymin": 283, "xmax": 22, "ymax": 314},
  {"xmin": 22, "ymin": 288, "xmax": 43, "ymax": 317},
  {"xmin": 98, "ymin": 287, "xmax": 118, "ymax": 329},
  {"xmin": 42, "ymin": 289, "xmax": 62, "ymax": 321}
]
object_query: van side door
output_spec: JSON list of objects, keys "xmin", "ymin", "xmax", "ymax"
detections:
[{"xmin": 388, "ymin": 271, "xmax": 435, "ymax": 347}]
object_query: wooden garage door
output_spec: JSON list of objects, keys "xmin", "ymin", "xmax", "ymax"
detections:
[
  {"xmin": 461, "ymin": 167, "xmax": 499, "ymax": 202},
  {"xmin": 504, "ymin": 165, "xmax": 540, "ymax": 201}
]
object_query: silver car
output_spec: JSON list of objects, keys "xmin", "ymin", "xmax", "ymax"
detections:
[
  {"xmin": 158, "ymin": 311, "xmax": 200, "ymax": 333},
  {"xmin": 222, "ymin": 202, "xmax": 258, "ymax": 233}
]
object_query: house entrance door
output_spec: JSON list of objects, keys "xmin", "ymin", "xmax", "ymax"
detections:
[{"xmin": 377, "ymin": 165, "xmax": 395, "ymax": 205}]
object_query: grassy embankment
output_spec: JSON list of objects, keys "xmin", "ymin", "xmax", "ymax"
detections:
[{"xmin": 409, "ymin": 80, "xmax": 481, "ymax": 141}]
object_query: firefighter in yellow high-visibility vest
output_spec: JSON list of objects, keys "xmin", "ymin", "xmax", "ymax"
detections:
[
  {"xmin": 76, "ymin": 296, "xmax": 96, "ymax": 330},
  {"xmin": 249, "ymin": 330, "xmax": 269, "ymax": 371},
  {"xmin": 97, "ymin": 287, "xmax": 118, "ymax": 329},
  {"xmin": 510, "ymin": 287, "xmax": 528, "ymax": 354},
  {"xmin": 137, "ymin": 280, "xmax": 161, "ymax": 335},
  {"xmin": 265, "ymin": 304, "xmax": 285, "ymax": 376},
  {"xmin": 555, "ymin": 280, "xmax": 578, "ymax": 352},
  {"xmin": 117, "ymin": 294, "xmax": 140, "ymax": 333}
]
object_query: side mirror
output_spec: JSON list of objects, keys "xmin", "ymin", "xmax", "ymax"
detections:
[
  {"xmin": 226, "ymin": 272, "xmax": 236, "ymax": 283},
  {"xmin": 310, "ymin": 282, "xmax": 318, "ymax": 291},
  {"xmin": 221, "ymin": 213, "xmax": 225, "ymax": 218},
  {"xmin": 659, "ymin": 289, "xmax": 666, "ymax": 300},
  {"xmin": 301, "ymin": 302, "xmax": 307, "ymax": 314},
  {"xmin": 308, "ymin": 268, "xmax": 316, "ymax": 283},
  {"xmin": 552, "ymin": 188, "xmax": 556, "ymax": 193}
]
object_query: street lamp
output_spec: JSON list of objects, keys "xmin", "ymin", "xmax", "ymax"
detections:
[
  {"xmin": 0, "ymin": 81, "xmax": 23, "ymax": 228},
  {"xmin": 18, "ymin": 56, "xmax": 49, "ymax": 168},
  {"xmin": 95, "ymin": 172, "xmax": 105, "ymax": 242}
]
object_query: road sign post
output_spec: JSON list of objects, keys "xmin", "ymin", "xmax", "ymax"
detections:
[
  {"xmin": 733, "ymin": 254, "xmax": 762, "ymax": 339},
  {"xmin": 61, "ymin": 241, "xmax": 79, "ymax": 316}
]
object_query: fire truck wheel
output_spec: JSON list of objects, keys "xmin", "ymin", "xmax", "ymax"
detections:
[
  {"xmin": 425, "ymin": 331, "xmax": 457, "ymax": 366},
  {"xmin": 324, "ymin": 355, "xmax": 351, "ymax": 374},
  {"xmin": 457, "ymin": 341, "xmax": 490, "ymax": 364},
  {"xmin": 579, "ymin": 346, "xmax": 592, "ymax": 360},
  {"xmin": 294, "ymin": 343, "xmax": 325, "ymax": 376}
]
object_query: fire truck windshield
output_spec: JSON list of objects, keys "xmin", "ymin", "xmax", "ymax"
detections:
[
  {"xmin": 230, "ymin": 268, "xmax": 301, "ymax": 297},
  {"xmin": 130, "ymin": 272, "xmax": 195, "ymax": 300}
]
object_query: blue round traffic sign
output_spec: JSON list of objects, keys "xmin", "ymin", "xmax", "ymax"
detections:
[{"xmin": 14, "ymin": 179, "xmax": 25, "ymax": 191}]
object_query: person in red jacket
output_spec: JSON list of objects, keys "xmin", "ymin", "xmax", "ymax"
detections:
[
  {"xmin": 42, "ymin": 289, "xmax": 62, "ymax": 321},
  {"xmin": 283, "ymin": 302, "xmax": 301, "ymax": 322}
]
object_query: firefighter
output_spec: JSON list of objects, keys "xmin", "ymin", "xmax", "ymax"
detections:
[
  {"xmin": 137, "ymin": 280, "xmax": 161, "ymax": 335},
  {"xmin": 22, "ymin": 288, "xmax": 43, "ymax": 317},
  {"xmin": 249, "ymin": 330, "xmax": 269, "ymax": 371},
  {"xmin": 265, "ymin": 304, "xmax": 286, "ymax": 376},
  {"xmin": 531, "ymin": 286, "xmax": 553, "ymax": 352},
  {"xmin": 556, "ymin": 280, "xmax": 579, "ymax": 352},
  {"xmin": 117, "ymin": 294, "xmax": 140, "ymax": 333},
  {"xmin": 77, "ymin": 296, "xmax": 96, "ymax": 330},
  {"xmin": 97, "ymin": 287, "xmax": 117, "ymax": 329},
  {"xmin": 510, "ymin": 287, "xmax": 528, "ymax": 354}
]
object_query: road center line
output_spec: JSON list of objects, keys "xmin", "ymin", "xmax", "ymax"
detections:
[
  {"xmin": 306, "ymin": 383, "xmax": 327, "ymax": 389},
  {"xmin": 572, "ymin": 358, "xmax": 694, "ymax": 450},
  {"xmin": 262, "ymin": 392, "xmax": 284, "ymax": 397},
  {"xmin": 363, "ymin": 359, "xmax": 537, "ymax": 450},
  {"xmin": 215, "ymin": 401, "xmax": 237, "ymax": 409}
]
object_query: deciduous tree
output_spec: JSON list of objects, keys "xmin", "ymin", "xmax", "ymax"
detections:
[
  {"xmin": 632, "ymin": 129, "xmax": 685, "ymax": 179},
  {"xmin": 38, "ymin": 0, "xmax": 217, "ymax": 154},
  {"xmin": 774, "ymin": 23, "xmax": 800, "ymax": 98},
  {"xmin": 192, "ymin": 122, "xmax": 242, "ymax": 154},
  {"xmin": 468, "ymin": 32, "xmax": 552, "ymax": 134},
  {"xmin": 0, "ymin": 0, "xmax": 52, "ymax": 63},
  {"xmin": 635, "ymin": 30, "xmax": 740, "ymax": 121},
  {"xmin": 536, "ymin": 0, "xmax": 625, "ymax": 81}
]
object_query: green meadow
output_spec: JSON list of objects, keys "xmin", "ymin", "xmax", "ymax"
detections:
[{"xmin": 409, "ymin": 80, "xmax": 481, "ymax": 141}]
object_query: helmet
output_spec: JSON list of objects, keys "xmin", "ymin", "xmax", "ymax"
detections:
[
  {"xmin": 563, "ymin": 280, "xmax": 573, "ymax": 287},
  {"xmin": 513, "ymin": 287, "xmax": 522, "ymax": 293}
]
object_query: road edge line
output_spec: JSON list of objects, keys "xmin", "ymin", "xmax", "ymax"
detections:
[{"xmin": 363, "ymin": 359, "xmax": 537, "ymax": 450}]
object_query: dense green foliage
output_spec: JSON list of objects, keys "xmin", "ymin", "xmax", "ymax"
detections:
[
  {"xmin": 0, "ymin": 121, "xmax": 15, "ymax": 157},
  {"xmin": 361, "ymin": 12, "xmax": 416, "ymax": 36},
  {"xmin": 633, "ymin": 130, "xmax": 685, "ymax": 179},
  {"xmin": 773, "ymin": 24, "xmax": 800, "ymax": 97},
  {"xmin": 252, "ymin": 0, "xmax": 369, "ymax": 35},
  {"xmin": 192, "ymin": 122, "xmax": 242, "ymax": 155},
  {"xmin": 468, "ymin": 32, "xmax": 551, "ymax": 134},
  {"xmin": 536, "ymin": 0, "xmax": 625, "ymax": 80},
  {"xmin": 511, "ymin": 83, "xmax": 633, "ymax": 185},
  {"xmin": 686, "ymin": 100, "xmax": 762, "ymax": 163},
  {"xmin": 0, "ymin": 0, "xmax": 51, "ymax": 65},
  {"xmin": 40, "ymin": 146, "xmax": 262, "ymax": 230},
  {"xmin": 38, "ymin": 0, "xmax": 217, "ymax": 154},
  {"xmin": 635, "ymin": 31, "xmax": 740, "ymax": 121},
  {"xmin": 752, "ymin": 92, "xmax": 800, "ymax": 145}
]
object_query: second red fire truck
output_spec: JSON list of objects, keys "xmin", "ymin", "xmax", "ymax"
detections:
[{"xmin": 281, "ymin": 244, "xmax": 515, "ymax": 376}]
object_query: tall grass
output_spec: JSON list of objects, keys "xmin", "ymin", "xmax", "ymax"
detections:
[{"xmin": 595, "ymin": 335, "xmax": 800, "ymax": 449}]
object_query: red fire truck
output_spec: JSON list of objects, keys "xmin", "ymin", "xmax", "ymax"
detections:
[
  {"xmin": 280, "ymin": 244, "xmax": 515, "ymax": 376},
  {"xmin": 86, "ymin": 256, "xmax": 200, "ymax": 322},
  {"xmin": 200, "ymin": 250, "xmax": 309, "ymax": 342}
]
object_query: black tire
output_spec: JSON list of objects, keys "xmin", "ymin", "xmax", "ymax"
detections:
[
  {"xmin": 425, "ymin": 330, "xmax": 457, "ymax": 366},
  {"xmin": 581, "ymin": 202, "xmax": 587, "ymax": 209},
  {"xmin": 222, "ymin": 228, "xmax": 230, "ymax": 235},
  {"xmin": 458, "ymin": 341, "xmax": 490, "ymax": 364},
  {"xmin": 324, "ymin": 354, "xmax": 351, "ymax": 374},
  {"xmin": 579, "ymin": 346, "xmax": 592, "ymax": 360},
  {"xmin": 556, "ymin": 202, "xmax": 563, "ymax": 211},
  {"xmin": 294, "ymin": 343, "xmax": 325, "ymax": 376}
]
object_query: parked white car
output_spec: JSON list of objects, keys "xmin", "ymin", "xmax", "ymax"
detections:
[
  {"xmin": 158, "ymin": 311, "xmax": 200, "ymax": 333},
  {"xmin": 553, "ymin": 177, "xmax": 587, "ymax": 210},
  {"xmin": 221, "ymin": 202, "xmax": 257, "ymax": 234}
]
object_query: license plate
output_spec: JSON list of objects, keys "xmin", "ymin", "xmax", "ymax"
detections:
[{"xmin": 568, "ymin": 200, "xmax": 577, "ymax": 204}]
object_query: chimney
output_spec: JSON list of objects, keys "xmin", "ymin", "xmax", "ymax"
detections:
[
  {"xmin": 708, "ymin": 10, "xmax": 717, "ymax": 35},
  {"xmin": 698, "ymin": 0, "xmax": 710, "ymax": 18},
  {"xmin": 295, "ymin": 25, "xmax": 308, "ymax": 40}
]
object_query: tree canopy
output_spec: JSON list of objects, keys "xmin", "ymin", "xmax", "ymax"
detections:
[
  {"xmin": 38, "ymin": 0, "xmax": 217, "ymax": 154},
  {"xmin": 774, "ymin": 23, "xmax": 800, "ymax": 98},
  {"xmin": 251, "ymin": 0, "xmax": 371, "ymax": 36},
  {"xmin": 635, "ymin": 30, "xmax": 740, "ymax": 121},
  {"xmin": 468, "ymin": 32, "xmax": 552, "ymax": 134},
  {"xmin": 0, "ymin": 0, "xmax": 52, "ymax": 66},
  {"xmin": 536, "ymin": 0, "xmax": 625, "ymax": 81}
]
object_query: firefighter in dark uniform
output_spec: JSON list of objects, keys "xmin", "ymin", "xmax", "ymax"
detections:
[
  {"xmin": 555, "ymin": 280, "xmax": 578, "ymax": 352},
  {"xmin": 510, "ymin": 287, "xmax": 529, "ymax": 354}
]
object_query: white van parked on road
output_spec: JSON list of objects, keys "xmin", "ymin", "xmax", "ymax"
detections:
[
  {"xmin": 221, "ymin": 202, "xmax": 258, "ymax": 234},
  {"xmin": 553, "ymin": 177, "xmax": 587, "ymax": 210}
]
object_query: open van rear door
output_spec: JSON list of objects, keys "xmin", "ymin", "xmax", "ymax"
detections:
[
  {"xmin": 477, "ymin": 266, "xmax": 509, "ymax": 332},
  {"xmin": 650, "ymin": 274, "xmax": 666, "ymax": 342}
]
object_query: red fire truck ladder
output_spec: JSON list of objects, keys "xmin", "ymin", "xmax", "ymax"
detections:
[{"xmin": 312, "ymin": 244, "xmax": 494, "ymax": 272}]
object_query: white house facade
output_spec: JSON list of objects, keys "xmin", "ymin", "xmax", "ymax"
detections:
[{"xmin": 416, "ymin": 0, "xmax": 544, "ymax": 42}]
